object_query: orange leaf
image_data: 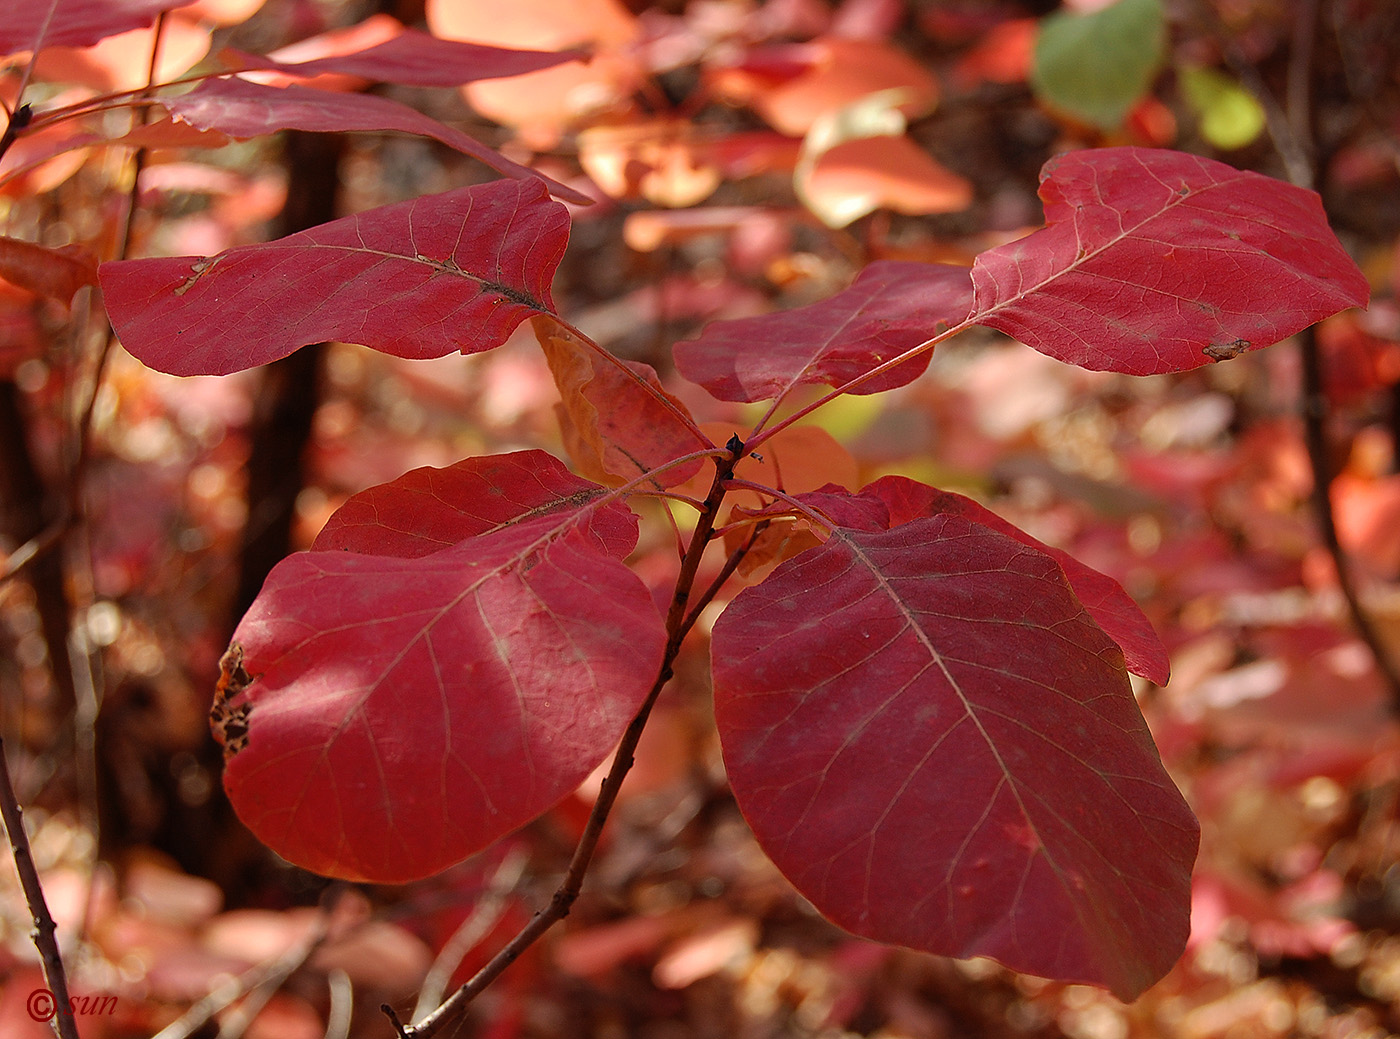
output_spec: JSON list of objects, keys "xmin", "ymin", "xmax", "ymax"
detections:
[
  {"xmin": 801, "ymin": 134, "xmax": 974, "ymax": 226},
  {"xmin": 730, "ymin": 38, "xmax": 938, "ymax": 136},
  {"xmin": 427, "ymin": 0, "xmax": 641, "ymax": 147},
  {"xmin": 579, "ymin": 119, "xmax": 721, "ymax": 208},
  {"xmin": 533, "ymin": 316, "xmax": 706, "ymax": 487},
  {"xmin": 33, "ymin": 14, "xmax": 211, "ymax": 91}
]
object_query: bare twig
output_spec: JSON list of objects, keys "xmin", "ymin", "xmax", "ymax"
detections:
[
  {"xmin": 151, "ymin": 901, "xmax": 333, "ymax": 1039},
  {"xmin": 1195, "ymin": 0, "xmax": 1400, "ymax": 705},
  {"xmin": 325, "ymin": 969, "xmax": 353, "ymax": 1039},
  {"xmin": 0, "ymin": 737, "xmax": 79, "ymax": 1039},
  {"xmin": 1299, "ymin": 327, "xmax": 1400, "ymax": 707},
  {"xmin": 410, "ymin": 848, "xmax": 529, "ymax": 1022},
  {"xmin": 1188, "ymin": 0, "xmax": 1313, "ymax": 186}
]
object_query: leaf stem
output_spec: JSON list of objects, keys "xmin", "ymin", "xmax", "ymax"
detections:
[
  {"xmin": 720, "ymin": 479, "xmax": 836, "ymax": 533},
  {"xmin": 678, "ymin": 519, "xmax": 771, "ymax": 639},
  {"xmin": 388, "ymin": 437, "xmax": 747, "ymax": 1039}
]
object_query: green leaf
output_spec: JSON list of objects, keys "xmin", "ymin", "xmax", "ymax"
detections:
[
  {"xmin": 1179, "ymin": 65, "xmax": 1266, "ymax": 150},
  {"xmin": 1031, "ymin": 0, "xmax": 1166, "ymax": 130}
]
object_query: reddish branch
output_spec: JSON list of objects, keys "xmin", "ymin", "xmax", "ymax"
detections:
[{"xmin": 384, "ymin": 438, "xmax": 748, "ymax": 1039}]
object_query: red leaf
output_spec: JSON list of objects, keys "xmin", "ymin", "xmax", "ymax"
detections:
[
  {"xmin": 712, "ymin": 514, "xmax": 1197, "ymax": 999},
  {"xmin": 675, "ymin": 261, "xmax": 972, "ymax": 403},
  {"xmin": 221, "ymin": 500, "xmax": 661, "ymax": 883},
  {"xmin": 769, "ymin": 475, "xmax": 1168, "ymax": 683},
  {"xmin": 861, "ymin": 477, "xmax": 1170, "ymax": 684},
  {"xmin": 0, "ymin": 236, "xmax": 97, "ymax": 305},
  {"xmin": 154, "ymin": 78, "xmax": 590, "ymax": 204},
  {"xmin": 99, "ymin": 178, "xmax": 568, "ymax": 376},
  {"xmin": 313, "ymin": 450, "xmax": 620, "ymax": 558},
  {"xmin": 970, "ymin": 147, "xmax": 1369, "ymax": 374},
  {"xmin": 225, "ymin": 29, "xmax": 584, "ymax": 88},
  {"xmin": 3, "ymin": 0, "xmax": 189, "ymax": 54}
]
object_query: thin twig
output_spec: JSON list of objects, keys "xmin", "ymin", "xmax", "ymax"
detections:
[
  {"xmin": 325, "ymin": 969, "xmax": 353, "ymax": 1039},
  {"xmin": 1196, "ymin": 0, "xmax": 1400, "ymax": 705},
  {"xmin": 679, "ymin": 520, "xmax": 772, "ymax": 639},
  {"xmin": 1188, "ymin": 0, "xmax": 1313, "ymax": 186},
  {"xmin": 0, "ymin": 520, "xmax": 67, "ymax": 584},
  {"xmin": 410, "ymin": 848, "xmax": 529, "ymax": 1022},
  {"xmin": 388, "ymin": 438, "xmax": 748, "ymax": 1039},
  {"xmin": 151, "ymin": 902, "xmax": 333, "ymax": 1039},
  {"xmin": 1281, "ymin": 1, "xmax": 1400, "ymax": 706},
  {"xmin": 0, "ymin": 737, "xmax": 79, "ymax": 1039}
]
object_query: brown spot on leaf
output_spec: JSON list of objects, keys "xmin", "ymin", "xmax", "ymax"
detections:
[
  {"xmin": 1203, "ymin": 339, "xmax": 1249, "ymax": 362},
  {"xmin": 211, "ymin": 641, "xmax": 253, "ymax": 760}
]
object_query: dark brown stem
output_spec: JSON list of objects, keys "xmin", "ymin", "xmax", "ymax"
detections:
[
  {"xmin": 0, "ymin": 102, "xmax": 31, "ymax": 164},
  {"xmin": 1280, "ymin": 2, "xmax": 1400, "ymax": 707},
  {"xmin": 389, "ymin": 438, "xmax": 747, "ymax": 1039},
  {"xmin": 1299, "ymin": 327, "xmax": 1400, "ymax": 708},
  {"xmin": 0, "ymin": 737, "xmax": 79, "ymax": 1039},
  {"xmin": 679, "ymin": 519, "xmax": 771, "ymax": 639},
  {"xmin": 1200, "ymin": 0, "xmax": 1400, "ymax": 704},
  {"xmin": 0, "ymin": 381, "xmax": 78, "ymax": 719}
]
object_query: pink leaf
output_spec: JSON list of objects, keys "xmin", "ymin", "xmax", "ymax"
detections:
[
  {"xmin": 225, "ymin": 30, "xmax": 585, "ymax": 88},
  {"xmin": 675, "ymin": 261, "xmax": 972, "ymax": 403},
  {"xmin": 971, "ymin": 147, "xmax": 1369, "ymax": 374},
  {"xmin": 3, "ymin": 0, "xmax": 190, "ymax": 54},
  {"xmin": 220, "ymin": 503, "xmax": 661, "ymax": 883},
  {"xmin": 712, "ymin": 514, "xmax": 1197, "ymax": 1000},
  {"xmin": 155, "ymin": 78, "xmax": 590, "ymax": 204},
  {"xmin": 99, "ymin": 178, "xmax": 568, "ymax": 376},
  {"xmin": 313, "ymin": 450, "xmax": 623, "ymax": 558}
]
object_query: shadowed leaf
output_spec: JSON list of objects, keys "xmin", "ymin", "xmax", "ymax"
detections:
[
  {"xmin": 712, "ymin": 514, "xmax": 1197, "ymax": 999},
  {"xmin": 154, "ymin": 78, "xmax": 589, "ymax": 203},
  {"xmin": 3, "ymin": 0, "xmax": 191, "ymax": 54}
]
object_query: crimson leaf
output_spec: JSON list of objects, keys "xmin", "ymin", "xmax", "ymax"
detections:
[
  {"xmin": 100, "ymin": 178, "xmax": 568, "ymax": 376},
  {"xmin": 675, "ymin": 261, "xmax": 973, "ymax": 403},
  {"xmin": 971, "ymin": 147, "xmax": 1368, "ymax": 374},
  {"xmin": 225, "ymin": 32, "xmax": 584, "ymax": 88},
  {"xmin": 313, "ymin": 450, "xmax": 617, "ymax": 557},
  {"xmin": 219, "ymin": 460, "xmax": 660, "ymax": 883},
  {"xmin": 712, "ymin": 513, "xmax": 1197, "ymax": 1000},
  {"xmin": 863, "ymin": 477, "xmax": 1169, "ymax": 684},
  {"xmin": 774, "ymin": 478, "xmax": 1167, "ymax": 683}
]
